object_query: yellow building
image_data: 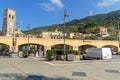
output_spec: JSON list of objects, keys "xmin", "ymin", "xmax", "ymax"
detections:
[
  {"xmin": 41, "ymin": 29, "xmax": 63, "ymax": 39},
  {"xmin": 95, "ymin": 26, "xmax": 109, "ymax": 37}
]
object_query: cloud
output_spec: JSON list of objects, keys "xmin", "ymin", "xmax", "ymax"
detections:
[
  {"xmin": 89, "ymin": 10, "xmax": 93, "ymax": 16},
  {"xmin": 97, "ymin": 0, "xmax": 120, "ymax": 8},
  {"xmin": 50, "ymin": 0, "xmax": 64, "ymax": 8},
  {"xmin": 37, "ymin": 0, "xmax": 64, "ymax": 11},
  {"xmin": 38, "ymin": 3, "xmax": 54, "ymax": 11}
]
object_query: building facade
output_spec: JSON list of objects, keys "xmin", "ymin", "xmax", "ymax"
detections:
[
  {"xmin": 41, "ymin": 29, "xmax": 63, "ymax": 39},
  {"xmin": 95, "ymin": 26, "xmax": 109, "ymax": 37}
]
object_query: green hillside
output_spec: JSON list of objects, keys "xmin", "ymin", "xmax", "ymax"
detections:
[{"xmin": 26, "ymin": 10, "xmax": 120, "ymax": 35}]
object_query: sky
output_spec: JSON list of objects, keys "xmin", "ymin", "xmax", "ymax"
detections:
[{"xmin": 0, "ymin": 0, "xmax": 120, "ymax": 31}]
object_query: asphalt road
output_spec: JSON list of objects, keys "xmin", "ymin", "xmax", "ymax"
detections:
[{"xmin": 0, "ymin": 57, "xmax": 120, "ymax": 80}]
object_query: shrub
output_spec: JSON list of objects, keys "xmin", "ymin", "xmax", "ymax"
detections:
[
  {"xmin": 75, "ymin": 50, "xmax": 80, "ymax": 55},
  {"xmin": 29, "ymin": 46, "xmax": 35, "ymax": 53},
  {"xmin": 47, "ymin": 50, "xmax": 56, "ymax": 60},
  {"xmin": 55, "ymin": 49, "xmax": 80, "ymax": 55},
  {"xmin": 1, "ymin": 44, "xmax": 9, "ymax": 51},
  {"xmin": 23, "ymin": 50, "xmax": 28, "ymax": 57},
  {"xmin": 103, "ymin": 36, "xmax": 117, "ymax": 40},
  {"xmin": 55, "ymin": 49, "xmax": 64, "ymax": 55}
]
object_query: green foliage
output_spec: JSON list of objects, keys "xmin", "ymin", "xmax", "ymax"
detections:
[
  {"xmin": 55, "ymin": 49, "xmax": 64, "ymax": 55},
  {"xmin": 1, "ymin": 44, "xmax": 9, "ymax": 51},
  {"xmin": 72, "ymin": 27, "xmax": 78, "ymax": 32},
  {"xmin": 84, "ymin": 22, "xmax": 97, "ymax": 28},
  {"xmin": 78, "ymin": 22, "xmax": 97, "ymax": 34},
  {"xmin": 66, "ymin": 50, "xmax": 80, "ymax": 55},
  {"xmin": 46, "ymin": 49, "xmax": 80, "ymax": 60},
  {"xmin": 103, "ymin": 36, "xmax": 117, "ymax": 40},
  {"xmin": 52, "ymin": 45, "xmax": 64, "ymax": 50},
  {"xmin": 55, "ymin": 49, "xmax": 80, "ymax": 55},
  {"xmin": 74, "ymin": 50, "xmax": 80, "ymax": 55},
  {"xmin": 29, "ymin": 46, "xmax": 35, "ymax": 53},
  {"xmin": 23, "ymin": 50, "xmax": 28, "ymax": 57},
  {"xmin": 47, "ymin": 50, "xmax": 56, "ymax": 60},
  {"xmin": 85, "ymin": 35, "xmax": 99, "ymax": 40},
  {"xmin": 24, "ymin": 10, "xmax": 120, "ymax": 36}
]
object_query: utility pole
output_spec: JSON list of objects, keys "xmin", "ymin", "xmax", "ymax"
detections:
[
  {"xmin": 12, "ymin": 24, "xmax": 16, "ymax": 53},
  {"xmin": 13, "ymin": 26, "xmax": 15, "ymax": 46},
  {"xmin": 63, "ymin": 9, "xmax": 69, "ymax": 61},
  {"xmin": 118, "ymin": 23, "xmax": 120, "ymax": 47},
  {"xmin": 27, "ymin": 24, "xmax": 30, "ymax": 51}
]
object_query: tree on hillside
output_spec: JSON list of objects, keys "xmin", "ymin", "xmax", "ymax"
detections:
[
  {"xmin": 78, "ymin": 22, "xmax": 97, "ymax": 34},
  {"xmin": 84, "ymin": 35, "xmax": 99, "ymax": 40},
  {"xmin": 103, "ymin": 35, "xmax": 117, "ymax": 40},
  {"xmin": 71, "ymin": 26, "xmax": 78, "ymax": 32}
]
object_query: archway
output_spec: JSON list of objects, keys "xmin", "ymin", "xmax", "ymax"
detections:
[
  {"xmin": 18, "ymin": 43, "xmax": 44, "ymax": 57},
  {"xmin": 102, "ymin": 45, "xmax": 118, "ymax": 54},
  {"xmin": 79, "ymin": 45, "xmax": 97, "ymax": 54}
]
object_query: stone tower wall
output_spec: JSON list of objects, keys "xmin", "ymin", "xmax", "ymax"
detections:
[{"xmin": 2, "ymin": 8, "xmax": 16, "ymax": 36}]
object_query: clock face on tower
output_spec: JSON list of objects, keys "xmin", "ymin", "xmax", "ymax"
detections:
[{"xmin": 9, "ymin": 22, "xmax": 12, "ymax": 26}]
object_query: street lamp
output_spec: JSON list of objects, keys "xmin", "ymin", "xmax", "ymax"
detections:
[
  {"xmin": 27, "ymin": 24, "xmax": 30, "ymax": 51},
  {"xmin": 63, "ymin": 9, "xmax": 69, "ymax": 60},
  {"xmin": 12, "ymin": 25, "xmax": 15, "ymax": 46},
  {"xmin": 118, "ymin": 23, "xmax": 120, "ymax": 47},
  {"xmin": 12, "ymin": 24, "xmax": 16, "ymax": 53}
]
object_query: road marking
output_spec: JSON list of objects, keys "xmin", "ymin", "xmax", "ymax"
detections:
[
  {"xmin": 31, "ymin": 57, "xmax": 41, "ymax": 61},
  {"xmin": 43, "ymin": 61, "xmax": 55, "ymax": 66}
]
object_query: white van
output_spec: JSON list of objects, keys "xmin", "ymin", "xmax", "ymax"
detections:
[{"xmin": 83, "ymin": 48, "xmax": 112, "ymax": 60}]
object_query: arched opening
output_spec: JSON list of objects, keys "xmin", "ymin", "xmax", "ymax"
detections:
[
  {"xmin": 18, "ymin": 43, "xmax": 44, "ymax": 57},
  {"xmin": 0, "ymin": 43, "xmax": 10, "ymax": 56},
  {"xmin": 79, "ymin": 45, "xmax": 97, "ymax": 55},
  {"xmin": 51, "ymin": 44, "xmax": 73, "ymax": 50},
  {"xmin": 102, "ymin": 45, "xmax": 118, "ymax": 55}
]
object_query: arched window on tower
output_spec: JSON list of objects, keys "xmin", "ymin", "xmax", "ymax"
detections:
[
  {"xmin": 9, "ymin": 14, "xmax": 11, "ymax": 18},
  {"xmin": 12, "ymin": 15, "xmax": 14, "ymax": 19}
]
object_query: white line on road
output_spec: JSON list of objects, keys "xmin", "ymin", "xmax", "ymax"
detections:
[{"xmin": 43, "ymin": 61, "xmax": 55, "ymax": 66}]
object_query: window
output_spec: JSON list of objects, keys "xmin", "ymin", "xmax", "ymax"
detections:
[
  {"xmin": 12, "ymin": 15, "xmax": 14, "ymax": 19},
  {"xmin": 9, "ymin": 14, "xmax": 11, "ymax": 18}
]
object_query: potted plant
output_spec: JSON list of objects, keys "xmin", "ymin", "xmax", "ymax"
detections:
[
  {"xmin": 66, "ymin": 50, "xmax": 75, "ymax": 61},
  {"xmin": 55, "ymin": 49, "xmax": 64, "ymax": 61},
  {"xmin": 23, "ymin": 50, "xmax": 28, "ymax": 58},
  {"xmin": 47, "ymin": 50, "xmax": 56, "ymax": 61},
  {"xmin": 74, "ymin": 50, "xmax": 80, "ymax": 61},
  {"xmin": 29, "ymin": 46, "xmax": 35, "ymax": 57}
]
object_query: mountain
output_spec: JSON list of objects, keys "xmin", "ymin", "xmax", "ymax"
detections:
[{"xmin": 26, "ymin": 10, "xmax": 120, "ymax": 35}]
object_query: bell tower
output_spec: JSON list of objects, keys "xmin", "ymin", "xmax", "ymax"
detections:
[{"xmin": 2, "ymin": 8, "xmax": 16, "ymax": 36}]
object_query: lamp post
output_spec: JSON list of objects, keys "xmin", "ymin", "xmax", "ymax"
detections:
[
  {"xmin": 63, "ymin": 9, "xmax": 69, "ymax": 60},
  {"xmin": 12, "ymin": 24, "xmax": 16, "ymax": 53},
  {"xmin": 116, "ymin": 17, "xmax": 120, "ymax": 49},
  {"xmin": 27, "ymin": 24, "xmax": 30, "ymax": 51},
  {"xmin": 118, "ymin": 23, "xmax": 120, "ymax": 47},
  {"xmin": 12, "ymin": 25, "xmax": 15, "ymax": 46}
]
